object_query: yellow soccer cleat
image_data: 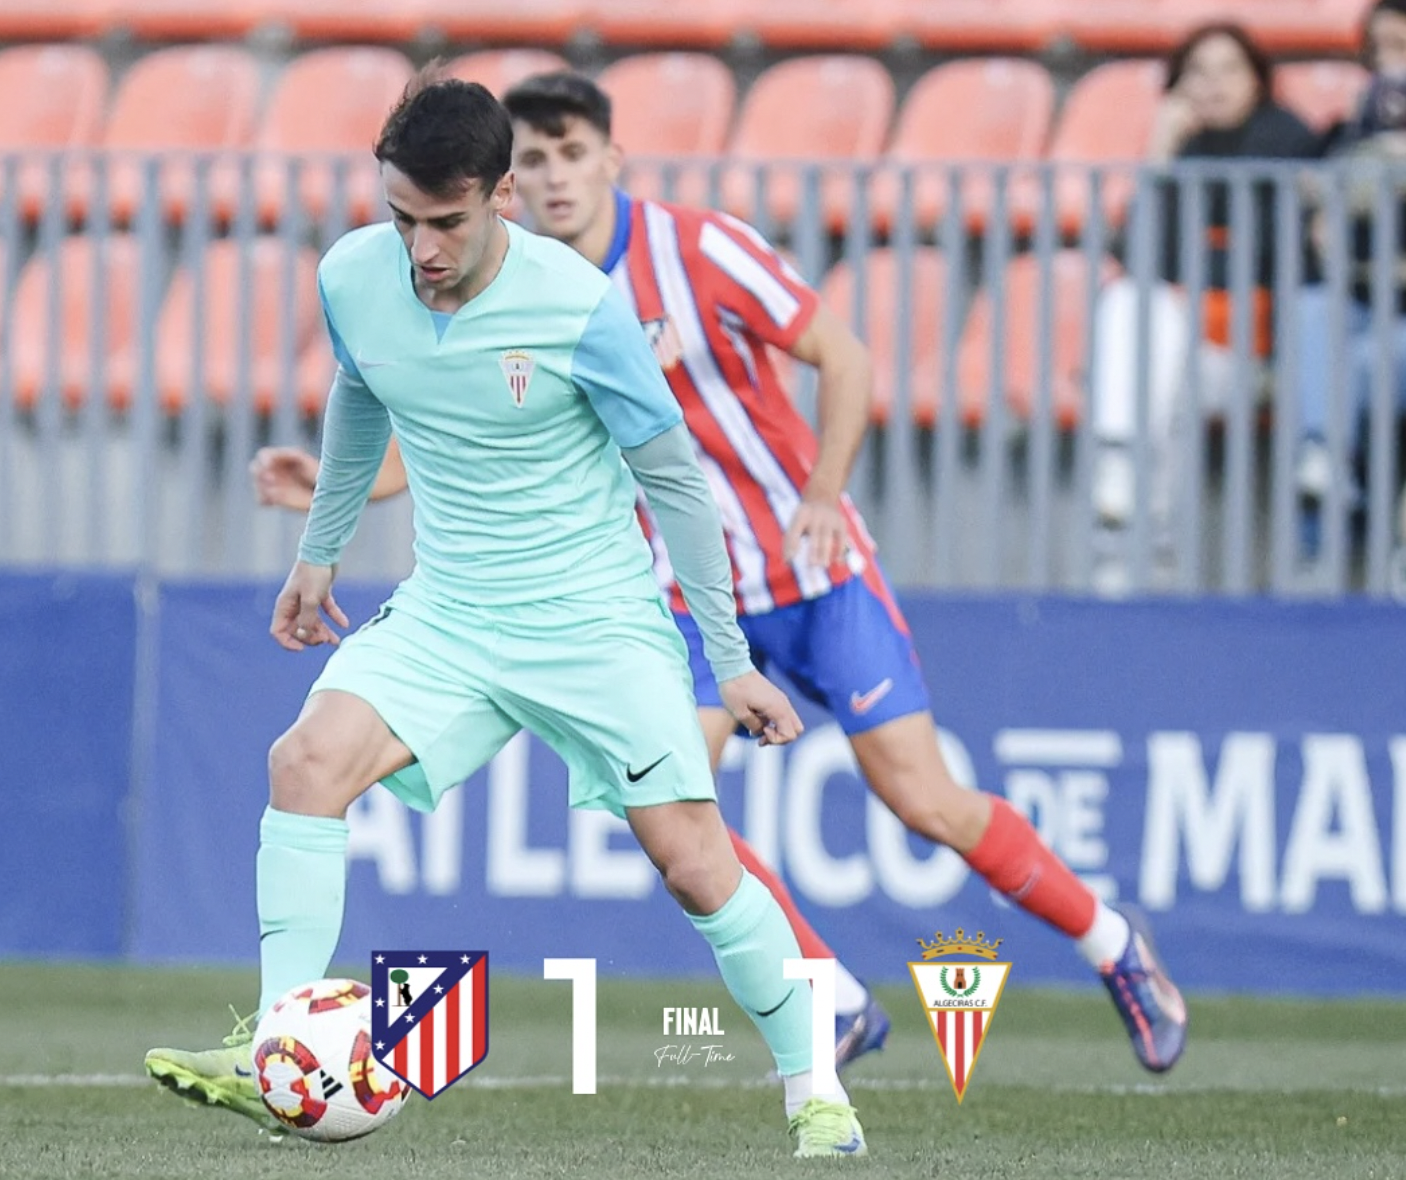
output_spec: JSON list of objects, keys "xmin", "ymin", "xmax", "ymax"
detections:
[
  {"xmin": 144, "ymin": 1007, "xmax": 282, "ymax": 1134},
  {"xmin": 788, "ymin": 1098, "xmax": 868, "ymax": 1158}
]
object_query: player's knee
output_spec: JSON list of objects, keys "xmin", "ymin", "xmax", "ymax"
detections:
[
  {"xmin": 888, "ymin": 788, "xmax": 963, "ymax": 847},
  {"xmin": 658, "ymin": 854, "xmax": 733, "ymax": 915},
  {"xmin": 866, "ymin": 754, "xmax": 968, "ymax": 847},
  {"xmin": 268, "ymin": 725, "xmax": 342, "ymax": 814},
  {"xmin": 888, "ymin": 771, "xmax": 990, "ymax": 850}
]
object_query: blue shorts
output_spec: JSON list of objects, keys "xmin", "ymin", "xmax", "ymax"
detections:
[{"xmin": 674, "ymin": 571, "xmax": 931, "ymax": 735}]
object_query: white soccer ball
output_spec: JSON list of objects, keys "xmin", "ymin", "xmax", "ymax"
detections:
[{"xmin": 252, "ymin": 978, "xmax": 410, "ymax": 1142}]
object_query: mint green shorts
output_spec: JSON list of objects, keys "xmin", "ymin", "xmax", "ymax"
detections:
[{"xmin": 307, "ymin": 574, "xmax": 716, "ymax": 818}]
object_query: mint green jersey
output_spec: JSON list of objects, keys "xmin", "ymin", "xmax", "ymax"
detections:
[{"xmin": 306, "ymin": 219, "xmax": 684, "ymax": 605}]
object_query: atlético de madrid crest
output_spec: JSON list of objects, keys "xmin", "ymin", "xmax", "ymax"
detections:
[
  {"xmin": 371, "ymin": 951, "xmax": 489, "ymax": 1098},
  {"xmin": 641, "ymin": 315, "xmax": 684, "ymax": 370},
  {"xmin": 499, "ymin": 350, "xmax": 535, "ymax": 407}
]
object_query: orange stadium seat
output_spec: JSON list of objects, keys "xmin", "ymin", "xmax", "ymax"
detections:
[
  {"xmin": 9, "ymin": 235, "xmax": 142, "ymax": 412},
  {"xmin": 602, "ymin": 54, "xmax": 736, "ymax": 205},
  {"xmin": 153, "ymin": 238, "xmax": 321, "ymax": 415},
  {"xmin": 1046, "ymin": 0, "xmax": 1202, "ymax": 53},
  {"xmin": 723, "ymin": 56, "xmax": 895, "ymax": 233},
  {"xmin": 105, "ymin": 0, "xmax": 433, "ymax": 40},
  {"xmin": 582, "ymin": 0, "xmax": 742, "ymax": 47},
  {"xmin": 957, "ymin": 250, "xmax": 1117, "ymax": 429},
  {"xmin": 887, "ymin": 0, "xmax": 1059, "ymax": 52},
  {"xmin": 1277, "ymin": 60, "xmax": 1369, "ymax": 131},
  {"xmin": 727, "ymin": 0, "xmax": 902, "ymax": 51},
  {"xmin": 1189, "ymin": 0, "xmax": 1362, "ymax": 55},
  {"xmin": 1010, "ymin": 60, "xmax": 1165, "ymax": 237},
  {"xmin": 0, "ymin": 45, "xmax": 107, "ymax": 223},
  {"xmin": 0, "ymin": 0, "xmax": 107, "ymax": 39},
  {"xmin": 871, "ymin": 58, "xmax": 1055, "ymax": 234},
  {"xmin": 224, "ymin": 48, "xmax": 413, "ymax": 228},
  {"xmin": 417, "ymin": 0, "xmax": 585, "ymax": 42},
  {"xmin": 295, "ymin": 333, "xmax": 337, "ymax": 417},
  {"xmin": 262, "ymin": 0, "xmax": 427, "ymax": 41},
  {"xmin": 92, "ymin": 46, "xmax": 260, "ymax": 226},
  {"xmin": 100, "ymin": 0, "xmax": 272, "ymax": 39},
  {"xmin": 819, "ymin": 248, "xmax": 949, "ymax": 427},
  {"xmin": 447, "ymin": 50, "xmax": 569, "ymax": 97}
]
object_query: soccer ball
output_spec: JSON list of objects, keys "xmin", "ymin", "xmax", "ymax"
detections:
[{"xmin": 252, "ymin": 978, "xmax": 410, "ymax": 1142}]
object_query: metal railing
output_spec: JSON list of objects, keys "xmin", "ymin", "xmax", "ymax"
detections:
[{"xmin": 2, "ymin": 152, "xmax": 1404, "ymax": 598}]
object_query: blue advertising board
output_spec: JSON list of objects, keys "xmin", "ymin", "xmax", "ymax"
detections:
[
  {"xmin": 0, "ymin": 572, "xmax": 136, "ymax": 957},
  {"xmin": 121, "ymin": 583, "xmax": 1406, "ymax": 996},
  {"xmin": 5, "ymin": 571, "xmax": 1403, "ymax": 992}
]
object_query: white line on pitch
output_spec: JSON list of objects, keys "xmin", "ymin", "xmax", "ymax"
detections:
[{"xmin": 9, "ymin": 1073, "xmax": 1406, "ymax": 1098}]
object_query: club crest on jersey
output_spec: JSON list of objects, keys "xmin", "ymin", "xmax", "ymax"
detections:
[
  {"xmin": 371, "ymin": 951, "xmax": 489, "ymax": 1099},
  {"xmin": 641, "ymin": 315, "xmax": 684, "ymax": 371},
  {"xmin": 908, "ymin": 929, "xmax": 1012, "ymax": 1104},
  {"xmin": 499, "ymin": 350, "xmax": 535, "ymax": 407}
]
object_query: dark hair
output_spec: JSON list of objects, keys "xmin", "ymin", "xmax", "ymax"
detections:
[
  {"xmin": 501, "ymin": 71, "xmax": 612, "ymax": 139},
  {"xmin": 374, "ymin": 65, "xmax": 513, "ymax": 198},
  {"xmin": 1165, "ymin": 22, "xmax": 1273, "ymax": 102},
  {"xmin": 1363, "ymin": 0, "xmax": 1406, "ymax": 68}
]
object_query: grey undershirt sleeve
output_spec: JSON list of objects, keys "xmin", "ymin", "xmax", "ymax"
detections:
[
  {"xmin": 621, "ymin": 424, "xmax": 755, "ymax": 685},
  {"xmin": 297, "ymin": 369, "xmax": 392, "ymax": 567}
]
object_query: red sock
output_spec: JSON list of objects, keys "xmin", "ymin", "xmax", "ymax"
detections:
[
  {"xmin": 963, "ymin": 797, "xmax": 1097, "ymax": 939},
  {"xmin": 728, "ymin": 828, "xmax": 835, "ymax": 960}
]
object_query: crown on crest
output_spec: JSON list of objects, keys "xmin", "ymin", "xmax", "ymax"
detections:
[{"xmin": 916, "ymin": 928, "xmax": 1004, "ymax": 960}]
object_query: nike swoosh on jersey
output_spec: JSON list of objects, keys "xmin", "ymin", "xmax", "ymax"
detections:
[
  {"xmin": 355, "ymin": 354, "xmax": 393, "ymax": 369},
  {"xmin": 626, "ymin": 753, "xmax": 672, "ymax": 783},
  {"xmin": 849, "ymin": 678, "xmax": 894, "ymax": 715}
]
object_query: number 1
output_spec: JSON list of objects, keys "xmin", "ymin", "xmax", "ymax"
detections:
[
  {"xmin": 784, "ymin": 957, "xmax": 839, "ymax": 1097},
  {"xmin": 543, "ymin": 958, "xmax": 597, "ymax": 1095}
]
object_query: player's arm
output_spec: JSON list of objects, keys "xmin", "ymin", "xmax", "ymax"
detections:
[
  {"xmin": 251, "ymin": 436, "xmax": 409, "ymax": 512},
  {"xmin": 784, "ymin": 303, "xmax": 873, "ymax": 566},
  {"xmin": 573, "ymin": 286, "xmax": 802, "ymax": 746},
  {"xmin": 271, "ymin": 286, "xmax": 391, "ymax": 652},
  {"xmin": 698, "ymin": 217, "xmax": 871, "ymax": 566}
]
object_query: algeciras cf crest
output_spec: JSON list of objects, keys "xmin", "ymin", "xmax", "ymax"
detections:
[
  {"xmin": 499, "ymin": 350, "xmax": 535, "ymax": 407},
  {"xmin": 908, "ymin": 929, "xmax": 1011, "ymax": 1103}
]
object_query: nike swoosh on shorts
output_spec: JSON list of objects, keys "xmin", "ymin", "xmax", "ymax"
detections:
[{"xmin": 849, "ymin": 678, "xmax": 894, "ymax": 715}]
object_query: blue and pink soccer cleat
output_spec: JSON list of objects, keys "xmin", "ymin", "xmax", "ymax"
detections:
[
  {"xmin": 834, "ymin": 992, "xmax": 890, "ymax": 1072},
  {"xmin": 1100, "ymin": 905, "xmax": 1188, "ymax": 1073}
]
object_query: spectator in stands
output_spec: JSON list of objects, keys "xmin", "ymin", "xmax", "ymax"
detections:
[
  {"xmin": 1092, "ymin": 23, "xmax": 1318, "ymax": 542},
  {"xmin": 1293, "ymin": 0, "xmax": 1406, "ymax": 562}
]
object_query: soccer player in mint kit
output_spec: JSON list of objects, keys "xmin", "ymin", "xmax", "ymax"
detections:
[
  {"xmin": 144, "ymin": 72, "xmax": 868, "ymax": 1159},
  {"xmin": 257, "ymin": 70, "xmax": 1189, "ymax": 1084}
]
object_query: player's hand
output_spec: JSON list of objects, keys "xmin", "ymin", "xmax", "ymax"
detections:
[
  {"xmin": 718, "ymin": 670, "xmax": 804, "ymax": 747},
  {"xmin": 251, "ymin": 447, "xmax": 319, "ymax": 512},
  {"xmin": 784, "ymin": 494, "xmax": 848, "ymax": 568},
  {"xmin": 271, "ymin": 561, "xmax": 349, "ymax": 651}
]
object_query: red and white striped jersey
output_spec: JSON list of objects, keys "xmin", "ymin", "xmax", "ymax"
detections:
[{"xmin": 609, "ymin": 196, "xmax": 875, "ymax": 615}]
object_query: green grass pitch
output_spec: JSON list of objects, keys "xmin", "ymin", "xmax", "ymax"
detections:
[{"xmin": 0, "ymin": 962, "xmax": 1401, "ymax": 1179}]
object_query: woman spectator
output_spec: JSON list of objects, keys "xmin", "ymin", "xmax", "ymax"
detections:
[
  {"xmin": 1091, "ymin": 23, "xmax": 1318, "ymax": 540},
  {"xmin": 1293, "ymin": 0, "xmax": 1406, "ymax": 567}
]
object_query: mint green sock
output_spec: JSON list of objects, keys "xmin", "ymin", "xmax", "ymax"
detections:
[
  {"xmin": 688, "ymin": 871, "xmax": 814, "ymax": 1076},
  {"xmin": 256, "ymin": 806, "xmax": 349, "ymax": 1015}
]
